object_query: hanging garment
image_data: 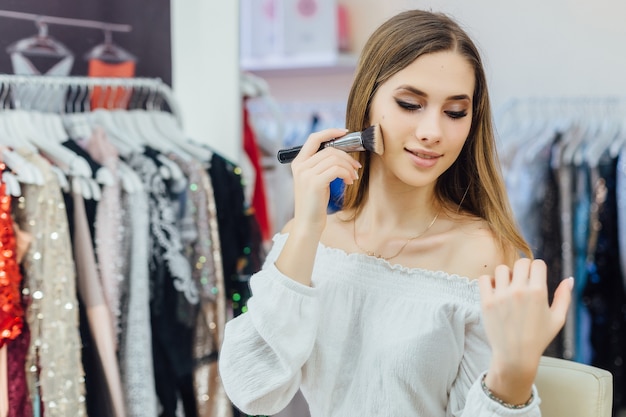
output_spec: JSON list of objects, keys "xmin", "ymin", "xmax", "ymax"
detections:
[
  {"xmin": 573, "ymin": 166, "xmax": 592, "ymax": 364},
  {"xmin": 10, "ymin": 53, "xmax": 74, "ymax": 112},
  {"xmin": 6, "ymin": 325, "xmax": 31, "ymax": 417},
  {"xmin": 0, "ymin": 182, "xmax": 30, "ymax": 417},
  {"xmin": 504, "ymin": 133, "xmax": 554, "ymax": 253},
  {"xmin": 207, "ymin": 152, "xmax": 262, "ymax": 318},
  {"xmin": 617, "ymin": 149, "xmax": 626, "ymax": 293},
  {"xmin": 88, "ymin": 59, "xmax": 136, "ymax": 110},
  {"xmin": 6, "ymin": 222, "xmax": 32, "ymax": 417},
  {"xmin": 0, "ymin": 180, "xmax": 24, "ymax": 347},
  {"xmin": 169, "ymin": 153, "xmax": 231, "ymax": 417},
  {"xmin": 125, "ymin": 151, "xmax": 196, "ymax": 417},
  {"xmin": 117, "ymin": 159, "xmax": 159, "ymax": 417},
  {"xmin": 12, "ymin": 148, "xmax": 86, "ymax": 417},
  {"xmin": 80, "ymin": 128, "xmax": 125, "ymax": 341},
  {"xmin": 68, "ymin": 188, "xmax": 126, "ymax": 417},
  {"xmin": 536, "ymin": 135, "xmax": 564, "ymax": 358},
  {"xmin": 206, "ymin": 151, "xmax": 265, "ymax": 417},
  {"xmin": 583, "ymin": 158, "xmax": 626, "ymax": 413},
  {"xmin": 243, "ymin": 101, "xmax": 272, "ymax": 242}
]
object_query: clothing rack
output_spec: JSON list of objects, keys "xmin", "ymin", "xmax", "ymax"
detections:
[
  {"xmin": 496, "ymin": 96, "xmax": 626, "ymax": 136},
  {"xmin": 0, "ymin": 74, "xmax": 182, "ymax": 126}
]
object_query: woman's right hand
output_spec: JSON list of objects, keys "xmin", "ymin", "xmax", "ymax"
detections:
[
  {"xmin": 289, "ymin": 128, "xmax": 362, "ymax": 236},
  {"xmin": 275, "ymin": 128, "xmax": 361, "ymax": 286}
]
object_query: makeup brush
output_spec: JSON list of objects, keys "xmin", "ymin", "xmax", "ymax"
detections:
[{"xmin": 277, "ymin": 125, "xmax": 384, "ymax": 164}]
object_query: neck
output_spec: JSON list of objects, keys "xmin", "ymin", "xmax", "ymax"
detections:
[{"xmin": 357, "ymin": 183, "xmax": 439, "ymax": 232}]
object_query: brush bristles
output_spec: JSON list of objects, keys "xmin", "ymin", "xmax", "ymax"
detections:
[{"xmin": 361, "ymin": 124, "xmax": 384, "ymax": 155}]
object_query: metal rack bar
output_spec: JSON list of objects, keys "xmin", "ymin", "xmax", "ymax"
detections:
[{"xmin": 0, "ymin": 9, "xmax": 131, "ymax": 32}]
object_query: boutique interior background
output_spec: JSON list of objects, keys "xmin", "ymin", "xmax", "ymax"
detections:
[
  {"xmin": 243, "ymin": 0, "xmax": 626, "ymax": 107},
  {"xmin": 170, "ymin": 0, "xmax": 626, "ymax": 164}
]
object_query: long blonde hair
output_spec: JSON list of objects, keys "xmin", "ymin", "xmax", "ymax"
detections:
[{"xmin": 342, "ymin": 10, "xmax": 531, "ymax": 259}]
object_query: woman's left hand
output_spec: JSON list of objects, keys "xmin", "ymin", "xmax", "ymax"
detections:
[{"xmin": 478, "ymin": 258, "xmax": 573, "ymax": 404}]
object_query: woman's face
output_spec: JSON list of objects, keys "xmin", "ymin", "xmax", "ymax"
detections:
[{"xmin": 368, "ymin": 50, "xmax": 475, "ymax": 188}]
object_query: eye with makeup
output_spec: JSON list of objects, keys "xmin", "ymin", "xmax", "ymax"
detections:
[
  {"xmin": 394, "ymin": 98, "xmax": 422, "ymax": 112},
  {"xmin": 444, "ymin": 109, "xmax": 468, "ymax": 119},
  {"xmin": 394, "ymin": 97, "xmax": 469, "ymax": 120}
]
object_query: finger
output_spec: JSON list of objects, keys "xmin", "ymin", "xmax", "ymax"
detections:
[
  {"xmin": 317, "ymin": 162, "xmax": 359, "ymax": 185},
  {"xmin": 295, "ymin": 128, "xmax": 350, "ymax": 161},
  {"xmin": 314, "ymin": 146, "xmax": 363, "ymax": 171},
  {"xmin": 511, "ymin": 257, "xmax": 532, "ymax": 287},
  {"xmin": 528, "ymin": 259, "xmax": 548, "ymax": 289},
  {"xmin": 297, "ymin": 150, "xmax": 360, "ymax": 184},
  {"xmin": 493, "ymin": 264, "xmax": 511, "ymax": 289},
  {"xmin": 550, "ymin": 277, "xmax": 574, "ymax": 327}
]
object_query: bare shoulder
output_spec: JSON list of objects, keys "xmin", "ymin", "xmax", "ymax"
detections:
[
  {"xmin": 441, "ymin": 213, "xmax": 511, "ymax": 280},
  {"xmin": 280, "ymin": 218, "xmax": 294, "ymax": 234}
]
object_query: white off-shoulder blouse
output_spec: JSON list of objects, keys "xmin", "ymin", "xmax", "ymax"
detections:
[{"xmin": 219, "ymin": 233, "xmax": 541, "ymax": 417}]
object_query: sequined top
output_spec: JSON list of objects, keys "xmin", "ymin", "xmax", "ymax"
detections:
[
  {"xmin": 219, "ymin": 233, "xmax": 541, "ymax": 417},
  {"xmin": 12, "ymin": 150, "xmax": 86, "ymax": 417},
  {"xmin": 0, "ymin": 180, "xmax": 24, "ymax": 345}
]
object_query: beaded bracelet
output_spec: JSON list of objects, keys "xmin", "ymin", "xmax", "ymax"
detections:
[{"xmin": 481, "ymin": 374, "xmax": 534, "ymax": 409}]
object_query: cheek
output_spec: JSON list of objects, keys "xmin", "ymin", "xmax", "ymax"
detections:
[{"xmin": 448, "ymin": 120, "xmax": 472, "ymax": 144}]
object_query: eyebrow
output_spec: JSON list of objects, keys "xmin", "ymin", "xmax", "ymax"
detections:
[{"xmin": 395, "ymin": 85, "xmax": 471, "ymax": 102}]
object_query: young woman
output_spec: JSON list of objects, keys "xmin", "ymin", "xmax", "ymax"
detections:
[{"xmin": 219, "ymin": 9, "xmax": 572, "ymax": 416}]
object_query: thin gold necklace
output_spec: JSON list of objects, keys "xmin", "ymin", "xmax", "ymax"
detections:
[{"xmin": 353, "ymin": 211, "xmax": 440, "ymax": 261}]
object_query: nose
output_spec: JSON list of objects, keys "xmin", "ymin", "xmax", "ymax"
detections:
[{"xmin": 415, "ymin": 108, "xmax": 442, "ymax": 143}]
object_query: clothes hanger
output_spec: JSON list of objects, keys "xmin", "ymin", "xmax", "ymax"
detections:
[
  {"xmin": 84, "ymin": 30, "xmax": 137, "ymax": 64},
  {"xmin": 2, "ymin": 79, "xmax": 92, "ymax": 179},
  {"xmin": 574, "ymin": 102, "xmax": 618, "ymax": 166},
  {"xmin": 149, "ymin": 111, "xmax": 213, "ymax": 162},
  {"xmin": 498, "ymin": 99, "xmax": 542, "ymax": 164},
  {"xmin": 0, "ymin": 146, "xmax": 44, "ymax": 186},
  {"xmin": 2, "ymin": 171, "xmax": 21, "ymax": 197},
  {"xmin": 609, "ymin": 117, "xmax": 626, "ymax": 158},
  {"xmin": 3, "ymin": 109, "xmax": 93, "ymax": 181},
  {"xmin": 34, "ymin": 83, "xmax": 116, "ymax": 190},
  {"xmin": 121, "ymin": 104, "xmax": 192, "ymax": 180},
  {"xmin": 523, "ymin": 100, "xmax": 572, "ymax": 164},
  {"xmin": 50, "ymin": 164, "xmax": 70, "ymax": 193},
  {"xmin": 6, "ymin": 21, "xmax": 73, "ymax": 60},
  {"xmin": 109, "ymin": 109, "xmax": 175, "ymax": 179},
  {"xmin": 117, "ymin": 162, "xmax": 144, "ymax": 194},
  {"xmin": 561, "ymin": 101, "xmax": 595, "ymax": 166},
  {"xmin": 92, "ymin": 109, "xmax": 144, "ymax": 155},
  {"xmin": 584, "ymin": 117, "xmax": 620, "ymax": 168}
]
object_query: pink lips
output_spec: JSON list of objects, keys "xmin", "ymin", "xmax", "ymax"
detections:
[{"xmin": 406, "ymin": 148, "xmax": 442, "ymax": 168}]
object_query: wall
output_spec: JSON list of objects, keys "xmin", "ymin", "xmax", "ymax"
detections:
[
  {"xmin": 171, "ymin": 0, "xmax": 240, "ymax": 163},
  {"xmin": 257, "ymin": 0, "xmax": 626, "ymax": 118}
]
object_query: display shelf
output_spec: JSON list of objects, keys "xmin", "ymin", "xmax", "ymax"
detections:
[{"xmin": 241, "ymin": 53, "xmax": 358, "ymax": 76}]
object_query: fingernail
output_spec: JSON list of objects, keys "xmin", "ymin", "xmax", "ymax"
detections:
[
  {"xmin": 354, "ymin": 169, "xmax": 359, "ymax": 180},
  {"xmin": 566, "ymin": 277, "xmax": 574, "ymax": 290}
]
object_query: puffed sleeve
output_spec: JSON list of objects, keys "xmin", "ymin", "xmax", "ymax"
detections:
[
  {"xmin": 218, "ymin": 236, "xmax": 320, "ymax": 415},
  {"xmin": 448, "ymin": 308, "xmax": 542, "ymax": 417}
]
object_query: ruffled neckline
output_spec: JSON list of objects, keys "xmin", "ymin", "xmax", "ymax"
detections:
[{"xmin": 271, "ymin": 233, "xmax": 481, "ymax": 303}]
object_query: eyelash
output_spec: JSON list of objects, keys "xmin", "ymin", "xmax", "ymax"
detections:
[
  {"xmin": 445, "ymin": 111, "xmax": 468, "ymax": 119},
  {"xmin": 395, "ymin": 100, "xmax": 468, "ymax": 119}
]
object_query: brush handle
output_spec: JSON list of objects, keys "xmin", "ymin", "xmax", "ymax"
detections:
[
  {"xmin": 277, "ymin": 131, "xmax": 365, "ymax": 164},
  {"xmin": 277, "ymin": 145, "xmax": 304, "ymax": 164},
  {"xmin": 277, "ymin": 142, "xmax": 332, "ymax": 163}
]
